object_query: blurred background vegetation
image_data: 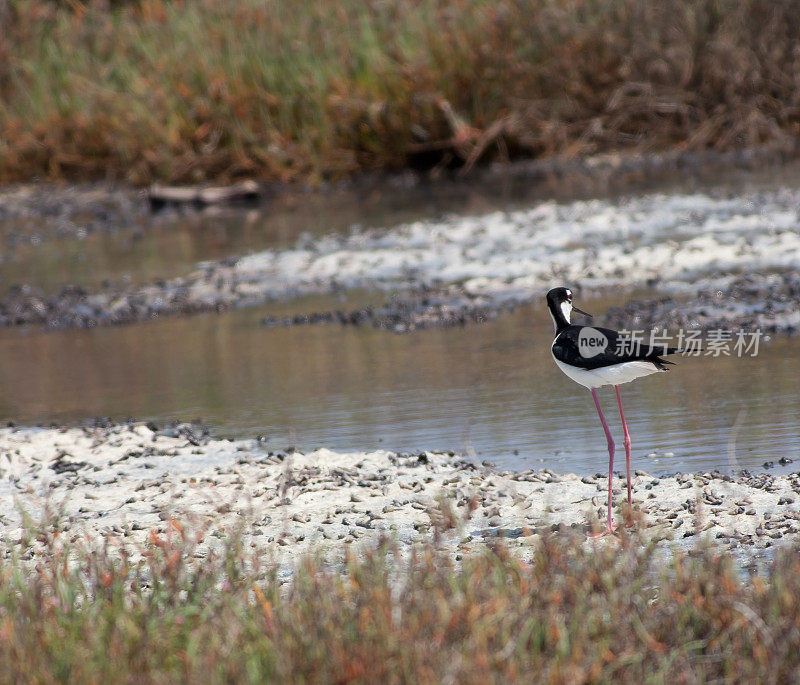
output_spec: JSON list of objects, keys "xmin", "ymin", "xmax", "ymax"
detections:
[
  {"xmin": 1, "ymin": 0, "xmax": 799, "ymax": 186},
  {"xmin": 4, "ymin": 519, "xmax": 800, "ymax": 682}
]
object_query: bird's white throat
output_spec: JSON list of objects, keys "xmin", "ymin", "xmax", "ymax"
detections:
[
  {"xmin": 560, "ymin": 301, "xmax": 572, "ymax": 323},
  {"xmin": 548, "ymin": 299, "xmax": 573, "ymax": 333},
  {"xmin": 548, "ymin": 300, "xmax": 571, "ymax": 333}
]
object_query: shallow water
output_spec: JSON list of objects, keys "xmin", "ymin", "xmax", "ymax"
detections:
[
  {"xmin": 0, "ymin": 296, "xmax": 797, "ymax": 476},
  {"xmin": 2, "ymin": 174, "xmax": 618, "ymax": 292},
  {"xmin": 7, "ymin": 159, "xmax": 800, "ymax": 294},
  {"xmin": 2, "ymin": 163, "xmax": 800, "ymax": 475}
]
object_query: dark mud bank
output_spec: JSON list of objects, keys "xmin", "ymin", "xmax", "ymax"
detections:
[{"xmin": 604, "ymin": 273, "xmax": 800, "ymax": 335}]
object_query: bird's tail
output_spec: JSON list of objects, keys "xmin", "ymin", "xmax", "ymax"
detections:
[{"xmin": 651, "ymin": 356, "xmax": 675, "ymax": 370}]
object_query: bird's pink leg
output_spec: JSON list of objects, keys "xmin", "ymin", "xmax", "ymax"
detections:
[
  {"xmin": 589, "ymin": 388, "xmax": 616, "ymax": 536},
  {"xmin": 615, "ymin": 385, "xmax": 632, "ymax": 508}
]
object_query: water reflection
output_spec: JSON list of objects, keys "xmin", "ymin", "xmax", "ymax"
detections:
[
  {"xmin": 7, "ymin": 158, "xmax": 800, "ymax": 293},
  {"xmin": 4, "ymin": 161, "xmax": 800, "ymax": 474},
  {"xmin": 0, "ymin": 299, "xmax": 797, "ymax": 475}
]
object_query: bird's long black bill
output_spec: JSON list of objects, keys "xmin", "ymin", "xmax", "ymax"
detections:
[{"xmin": 572, "ymin": 305, "xmax": 592, "ymax": 318}]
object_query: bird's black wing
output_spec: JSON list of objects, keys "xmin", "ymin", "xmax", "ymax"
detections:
[{"xmin": 552, "ymin": 325, "xmax": 679, "ymax": 370}]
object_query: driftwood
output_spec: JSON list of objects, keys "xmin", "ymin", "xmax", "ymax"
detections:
[
  {"xmin": 148, "ymin": 180, "xmax": 261, "ymax": 210},
  {"xmin": 404, "ymin": 99, "xmax": 516, "ymax": 176}
]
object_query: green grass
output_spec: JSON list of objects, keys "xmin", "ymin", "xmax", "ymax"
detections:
[
  {"xmin": 2, "ymin": 0, "xmax": 800, "ymax": 185},
  {"xmin": 2, "ymin": 513, "xmax": 800, "ymax": 683}
]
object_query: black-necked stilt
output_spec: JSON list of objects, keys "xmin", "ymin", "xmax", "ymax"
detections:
[{"xmin": 546, "ymin": 287, "xmax": 679, "ymax": 536}]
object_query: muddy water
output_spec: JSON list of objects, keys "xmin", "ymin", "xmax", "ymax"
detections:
[
  {"xmin": 2, "ymin": 176, "xmax": 591, "ymax": 292},
  {"xmin": 0, "ymin": 296, "xmax": 797, "ymax": 475},
  {"xmin": 3, "ymin": 164, "xmax": 800, "ymax": 475},
  {"xmin": 7, "ymin": 158, "xmax": 800, "ymax": 294}
]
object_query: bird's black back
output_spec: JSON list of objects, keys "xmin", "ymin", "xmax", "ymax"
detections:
[{"xmin": 552, "ymin": 325, "xmax": 679, "ymax": 370}]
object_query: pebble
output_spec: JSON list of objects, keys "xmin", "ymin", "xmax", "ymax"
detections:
[{"xmin": 6, "ymin": 421, "xmax": 800, "ymax": 573}]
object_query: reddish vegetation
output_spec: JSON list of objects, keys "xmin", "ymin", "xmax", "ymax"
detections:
[
  {"xmin": 2, "ymin": 515, "xmax": 800, "ymax": 682},
  {"xmin": 2, "ymin": 0, "xmax": 800, "ymax": 185}
]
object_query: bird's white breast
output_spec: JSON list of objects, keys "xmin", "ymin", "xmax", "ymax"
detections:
[{"xmin": 552, "ymin": 354, "xmax": 661, "ymax": 389}]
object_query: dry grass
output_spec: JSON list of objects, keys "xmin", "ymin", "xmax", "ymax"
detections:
[
  {"xmin": 1, "ymin": 511, "xmax": 800, "ymax": 683},
  {"xmin": 2, "ymin": 0, "xmax": 800, "ymax": 185}
]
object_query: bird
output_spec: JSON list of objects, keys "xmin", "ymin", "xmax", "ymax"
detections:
[{"xmin": 546, "ymin": 286, "xmax": 679, "ymax": 536}]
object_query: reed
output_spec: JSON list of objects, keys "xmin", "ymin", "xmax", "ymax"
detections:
[
  {"xmin": 2, "ymin": 0, "xmax": 799, "ymax": 185},
  {"xmin": 1, "ymin": 512, "xmax": 799, "ymax": 682}
]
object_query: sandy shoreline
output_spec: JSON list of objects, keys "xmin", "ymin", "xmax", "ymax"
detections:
[
  {"xmin": 2, "ymin": 422, "xmax": 798, "ymax": 568},
  {"xmin": 4, "ymin": 169, "xmax": 800, "ymax": 332}
]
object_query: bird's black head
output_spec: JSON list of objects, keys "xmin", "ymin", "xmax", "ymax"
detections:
[{"xmin": 545, "ymin": 287, "xmax": 592, "ymax": 332}]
